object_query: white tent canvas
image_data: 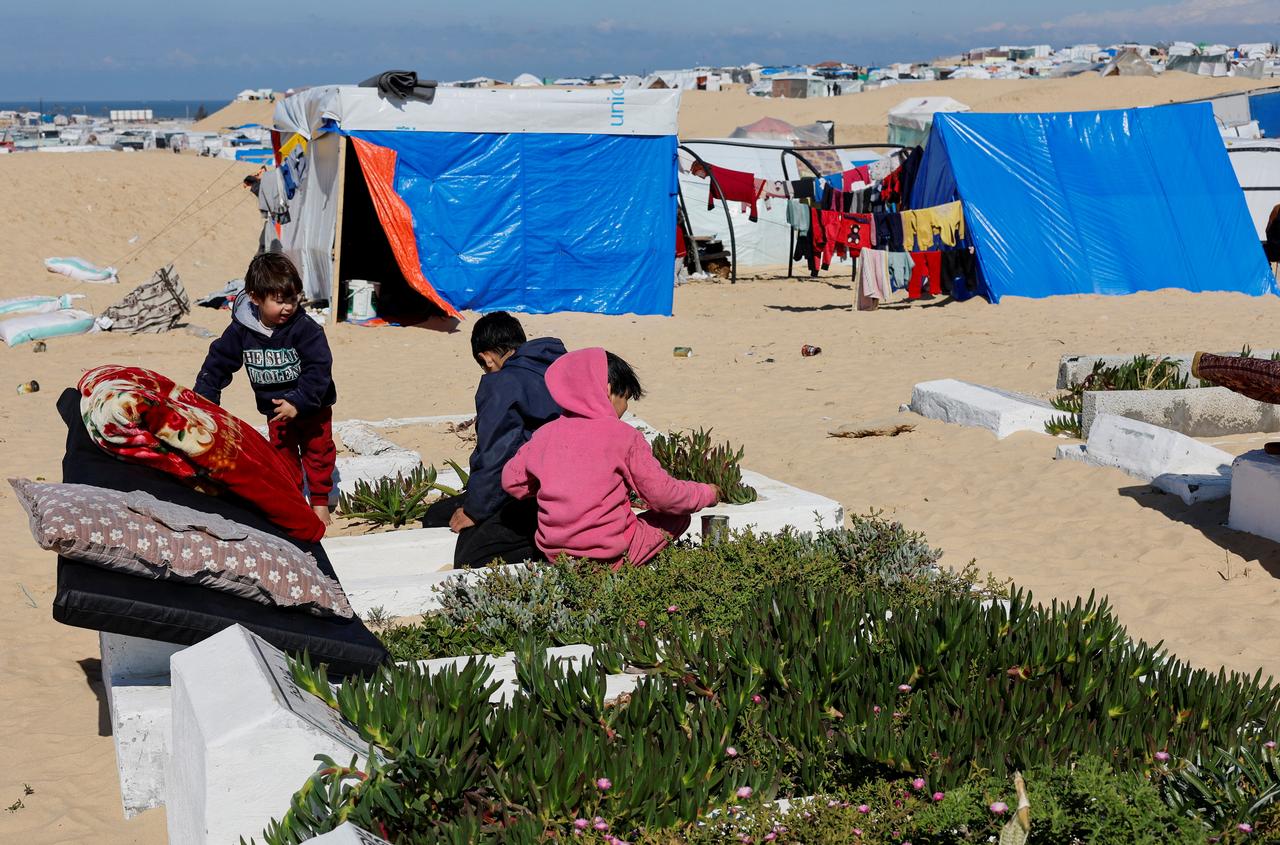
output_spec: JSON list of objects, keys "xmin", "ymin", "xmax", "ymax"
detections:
[
  {"xmin": 512, "ymin": 73, "xmax": 543, "ymax": 87},
  {"xmin": 1226, "ymin": 141, "xmax": 1280, "ymax": 241},
  {"xmin": 887, "ymin": 97, "xmax": 970, "ymax": 146}
]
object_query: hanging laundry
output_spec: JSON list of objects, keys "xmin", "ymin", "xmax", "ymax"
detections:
[
  {"xmin": 790, "ymin": 177, "xmax": 815, "ymax": 200},
  {"xmin": 902, "ymin": 201, "xmax": 965, "ymax": 251},
  {"xmin": 940, "ymin": 248, "xmax": 979, "ymax": 299},
  {"xmin": 898, "ymin": 146, "xmax": 925, "ymax": 209},
  {"xmin": 907, "ymin": 251, "xmax": 942, "ymax": 298},
  {"xmin": 762, "ymin": 179, "xmax": 792, "ymax": 199},
  {"xmin": 886, "ymin": 251, "xmax": 916, "ymax": 293},
  {"xmin": 703, "ymin": 165, "xmax": 762, "ymax": 221},
  {"xmin": 873, "ymin": 212, "xmax": 904, "ymax": 252},
  {"xmin": 843, "ymin": 165, "xmax": 872, "ymax": 188},
  {"xmin": 786, "ymin": 200, "xmax": 810, "ymax": 235},
  {"xmin": 846, "ymin": 213, "xmax": 877, "ymax": 256},
  {"xmin": 858, "ymin": 248, "xmax": 893, "ymax": 306}
]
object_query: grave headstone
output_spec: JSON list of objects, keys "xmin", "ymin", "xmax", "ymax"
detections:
[
  {"xmin": 167, "ymin": 624, "xmax": 373, "ymax": 845},
  {"xmin": 302, "ymin": 821, "xmax": 393, "ymax": 844}
]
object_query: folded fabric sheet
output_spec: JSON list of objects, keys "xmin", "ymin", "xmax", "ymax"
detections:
[{"xmin": 77, "ymin": 365, "xmax": 324, "ymax": 542}]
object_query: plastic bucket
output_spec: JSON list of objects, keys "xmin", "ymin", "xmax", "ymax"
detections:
[{"xmin": 347, "ymin": 280, "xmax": 378, "ymax": 320}]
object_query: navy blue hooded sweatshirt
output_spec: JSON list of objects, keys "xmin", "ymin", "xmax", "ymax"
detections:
[
  {"xmin": 465, "ymin": 337, "xmax": 565, "ymax": 522},
  {"xmin": 194, "ymin": 294, "xmax": 337, "ymax": 418}
]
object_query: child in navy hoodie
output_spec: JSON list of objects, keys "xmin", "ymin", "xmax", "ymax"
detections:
[{"xmin": 195, "ymin": 253, "xmax": 338, "ymax": 526}]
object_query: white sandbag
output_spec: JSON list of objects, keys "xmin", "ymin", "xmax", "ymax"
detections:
[
  {"xmin": 0, "ymin": 293, "xmax": 86, "ymax": 316},
  {"xmin": 0, "ymin": 309, "xmax": 96, "ymax": 346},
  {"xmin": 44, "ymin": 256, "xmax": 118, "ymax": 284}
]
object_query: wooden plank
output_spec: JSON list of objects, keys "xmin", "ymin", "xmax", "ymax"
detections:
[{"xmin": 330, "ymin": 135, "xmax": 348, "ymax": 320}]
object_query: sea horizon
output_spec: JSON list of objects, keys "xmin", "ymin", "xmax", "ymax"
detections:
[{"xmin": 0, "ymin": 98, "xmax": 232, "ymax": 119}]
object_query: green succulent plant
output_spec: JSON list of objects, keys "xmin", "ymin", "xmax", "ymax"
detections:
[
  {"xmin": 337, "ymin": 464, "xmax": 465, "ymax": 528},
  {"xmin": 651, "ymin": 428, "xmax": 758, "ymax": 504},
  {"xmin": 1046, "ymin": 354, "xmax": 1194, "ymax": 438}
]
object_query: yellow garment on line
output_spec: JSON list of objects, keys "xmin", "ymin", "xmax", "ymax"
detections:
[{"xmin": 902, "ymin": 201, "xmax": 965, "ymax": 251}]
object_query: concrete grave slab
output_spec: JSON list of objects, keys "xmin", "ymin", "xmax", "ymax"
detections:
[
  {"xmin": 1081, "ymin": 386, "xmax": 1280, "ymax": 439},
  {"xmin": 1229, "ymin": 451, "xmax": 1280, "ymax": 544},
  {"xmin": 302, "ymin": 823, "xmax": 392, "ymax": 844},
  {"xmin": 415, "ymin": 644, "xmax": 640, "ymax": 705},
  {"xmin": 100, "ymin": 633, "xmax": 184, "ymax": 819},
  {"xmin": 1057, "ymin": 351, "xmax": 1280, "ymax": 390},
  {"xmin": 683, "ymin": 469, "xmax": 842, "ymax": 540},
  {"xmin": 909, "ymin": 379, "xmax": 1059, "ymax": 439},
  {"xmin": 167, "ymin": 625, "xmax": 373, "ymax": 845},
  {"xmin": 1055, "ymin": 414, "xmax": 1233, "ymax": 505},
  {"xmin": 324, "ymin": 527, "xmax": 458, "ymax": 618}
]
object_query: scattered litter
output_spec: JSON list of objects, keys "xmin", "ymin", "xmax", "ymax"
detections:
[
  {"xmin": 185, "ymin": 325, "xmax": 215, "ymax": 339},
  {"xmin": 829, "ymin": 417, "xmax": 917, "ymax": 439},
  {"xmin": 16, "ymin": 380, "xmax": 39, "ymax": 395},
  {"xmin": 0, "ymin": 310, "xmax": 96, "ymax": 347},
  {"xmin": 196, "ymin": 279, "xmax": 245, "ymax": 309},
  {"xmin": 44, "ymin": 256, "xmax": 117, "ymax": 284},
  {"xmin": 673, "ymin": 346, "xmax": 693, "ymax": 358},
  {"xmin": 128, "ymin": 234, "xmax": 140, "ymax": 244},
  {"xmin": 32, "ymin": 342, "xmax": 46, "ymax": 353},
  {"xmin": 801, "ymin": 344, "xmax": 822, "ymax": 357}
]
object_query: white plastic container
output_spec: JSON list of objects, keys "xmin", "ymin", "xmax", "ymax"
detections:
[{"xmin": 346, "ymin": 280, "xmax": 379, "ymax": 321}]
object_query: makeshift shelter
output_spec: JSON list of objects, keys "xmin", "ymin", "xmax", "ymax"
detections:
[
  {"xmin": 1099, "ymin": 50, "xmax": 1156, "ymax": 77},
  {"xmin": 512, "ymin": 73, "xmax": 543, "ymax": 87},
  {"xmin": 909, "ymin": 103, "xmax": 1275, "ymax": 302},
  {"xmin": 272, "ymin": 85, "xmax": 680, "ymax": 318},
  {"xmin": 887, "ymin": 97, "xmax": 969, "ymax": 147},
  {"xmin": 729, "ymin": 117, "xmax": 829, "ymax": 144},
  {"xmin": 1227, "ymin": 140, "xmax": 1280, "ymax": 241}
]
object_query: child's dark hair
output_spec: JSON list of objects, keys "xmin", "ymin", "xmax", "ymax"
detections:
[
  {"xmin": 245, "ymin": 252, "xmax": 303, "ymax": 300},
  {"xmin": 606, "ymin": 352, "xmax": 644, "ymax": 400},
  {"xmin": 470, "ymin": 311, "xmax": 527, "ymax": 361}
]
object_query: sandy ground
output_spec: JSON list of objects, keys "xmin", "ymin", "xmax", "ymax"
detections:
[{"xmin": 4, "ymin": 76, "xmax": 1280, "ymax": 843}]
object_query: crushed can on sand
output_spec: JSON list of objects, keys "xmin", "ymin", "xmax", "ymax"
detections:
[
  {"xmin": 801, "ymin": 345, "xmax": 822, "ymax": 357},
  {"xmin": 32, "ymin": 341, "xmax": 46, "ymax": 353},
  {"xmin": 673, "ymin": 346, "xmax": 693, "ymax": 358},
  {"xmin": 17, "ymin": 380, "xmax": 39, "ymax": 395}
]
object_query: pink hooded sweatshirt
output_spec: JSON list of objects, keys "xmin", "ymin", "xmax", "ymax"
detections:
[{"xmin": 502, "ymin": 348, "xmax": 718, "ymax": 566}]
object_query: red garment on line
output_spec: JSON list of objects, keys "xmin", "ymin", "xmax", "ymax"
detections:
[
  {"xmin": 843, "ymin": 165, "xmax": 872, "ymax": 186},
  {"xmin": 706, "ymin": 165, "xmax": 761, "ymax": 221},
  {"xmin": 908, "ymin": 251, "xmax": 942, "ymax": 299}
]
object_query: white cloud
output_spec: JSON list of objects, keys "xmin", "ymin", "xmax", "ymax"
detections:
[{"xmin": 1040, "ymin": 0, "xmax": 1277, "ymax": 31}]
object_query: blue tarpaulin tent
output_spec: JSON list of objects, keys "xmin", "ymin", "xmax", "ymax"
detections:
[
  {"xmin": 910, "ymin": 103, "xmax": 1276, "ymax": 302},
  {"xmin": 273, "ymin": 85, "xmax": 681, "ymax": 317}
]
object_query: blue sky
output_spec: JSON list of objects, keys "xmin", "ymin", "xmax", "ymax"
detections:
[{"xmin": 3, "ymin": 0, "xmax": 1276, "ymax": 99}]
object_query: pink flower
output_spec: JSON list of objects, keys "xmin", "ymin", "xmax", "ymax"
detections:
[
  {"xmin": 898, "ymin": 684, "xmax": 912, "ymax": 693},
  {"xmin": 857, "ymin": 804, "xmax": 870, "ymax": 814},
  {"xmin": 852, "ymin": 830, "xmax": 863, "ymax": 838},
  {"xmin": 726, "ymin": 746, "xmax": 738, "ymax": 758},
  {"xmin": 873, "ymin": 706, "xmax": 882, "ymax": 714},
  {"xmin": 637, "ymin": 619, "xmax": 646, "ymax": 629},
  {"xmin": 752, "ymin": 694, "xmax": 763, "ymax": 704},
  {"xmin": 1267, "ymin": 741, "xmax": 1277, "ymax": 750},
  {"xmin": 667, "ymin": 605, "xmax": 679, "ymax": 613},
  {"xmin": 828, "ymin": 799, "xmax": 839, "ymax": 807},
  {"xmin": 739, "ymin": 836, "xmax": 752, "ymax": 844},
  {"xmin": 736, "ymin": 786, "xmax": 754, "ymax": 799},
  {"xmin": 594, "ymin": 818, "xmax": 609, "ymax": 831},
  {"xmin": 1239, "ymin": 823, "xmax": 1253, "ymax": 833},
  {"xmin": 596, "ymin": 777, "xmax": 612, "ymax": 790},
  {"xmin": 574, "ymin": 818, "xmax": 589, "ymax": 830},
  {"xmin": 990, "ymin": 802, "xmax": 1009, "ymax": 815},
  {"xmin": 911, "ymin": 777, "xmax": 926, "ymax": 791},
  {"xmin": 1155, "ymin": 751, "xmax": 1171, "ymax": 762},
  {"xmin": 764, "ymin": 833, "xmax": 777, "ymax": 842},
  {"xmin": 932, "ymin": 791, "xmax": 945, "ymax": 802}
]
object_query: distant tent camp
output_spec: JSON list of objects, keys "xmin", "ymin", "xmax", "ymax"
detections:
[
  {"xmin": 1099, "ymin": 49, "xmax": 1156, "ymax": 77},
  {"xmin": 272, "ymin": 85, "xmax": 681, "ymax": 317},
  {"xmin": 512, "ymin": 73, "xmax": 543, "ymax": 87},
  {"xmin": 1167, "ymin": 54, "xmax": 1230, "ymax": 77},
  {"xmin": 909, "ymin": 103, "xmax": 1275, "ymax": 302},
  {"xmin": 887, "ymin": 97, "xmax": 969, "ymax": 147}
]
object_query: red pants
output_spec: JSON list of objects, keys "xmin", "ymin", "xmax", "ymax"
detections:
[
  {"xmin": 908, "ymin": 251, "xmax": 942, "ymax": 299},
  {"xmin": 268, "ymin": 406, "xmax": 336, "ymax": 506}
]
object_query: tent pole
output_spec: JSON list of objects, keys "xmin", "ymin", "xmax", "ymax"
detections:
[
  {"xmin": 675, "ymin": 181, "xmax": 703, "ymax": 276},
  {"xmin": 331, "ymin": 134, "xmax": 348, "ymax": 321},
  {"xmin": 781, "ymin": 151, "xmax": 794, "ymax": 279},
  {"xmin": 679, "ymin": 144, "xmax": 736, "ymax": 284}
]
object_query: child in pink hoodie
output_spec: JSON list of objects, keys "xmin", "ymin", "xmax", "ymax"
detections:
[{"xmin": 502, "ymin": 348, "xmax": 720, "ymax": 566}]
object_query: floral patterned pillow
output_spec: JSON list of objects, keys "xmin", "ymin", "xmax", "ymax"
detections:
[{"xmin": 11, "ymin": 479, "xmax": 352, "ymax": 618}]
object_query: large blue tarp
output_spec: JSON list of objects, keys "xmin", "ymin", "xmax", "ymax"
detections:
[
  {"xmin": 1250, "ymin": 91, "xmax": 1280, "ymax": 141},
  {"xmin": 345, "ymin": 129, "xmax": 676, "ymax": 316},
  {"xmin": 911, "ymin": 104, "xmax": 1275, "ymax": 302}
]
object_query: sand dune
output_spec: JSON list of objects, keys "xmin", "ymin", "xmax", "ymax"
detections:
[{"xmin": 2, "ymin": 77, "xmax": 1280, "ymax": 843}]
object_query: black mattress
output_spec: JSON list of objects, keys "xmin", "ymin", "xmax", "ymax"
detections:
[{"xmin": 52, "ymin": 388, "xmax": 388, "ymax": 677}]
